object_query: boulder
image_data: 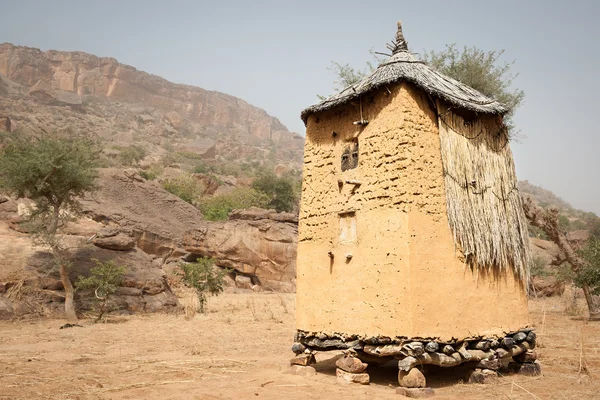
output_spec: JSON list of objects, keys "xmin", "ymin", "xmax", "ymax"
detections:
[
  {"xmin": 336, "ymin": 368, "xmax": 369, "ymax": 385},
  {"xmin": 398, "ymin": 368, "xmax": 426, "ymax": 388},
  {"xmin": 183, "ymin": 208, "xmax": 297, "ymax": 292},
  {"xmin": 92, "ymin": 233, "xmax": 135, "ymax": 251}
]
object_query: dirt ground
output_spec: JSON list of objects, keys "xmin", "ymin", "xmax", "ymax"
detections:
[{"xmin": 1, "ymin": 293, "xmax": 599, "ymax": 400}]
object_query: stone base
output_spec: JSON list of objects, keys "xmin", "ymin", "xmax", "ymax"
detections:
[
  {"xmin": 508, "ymin": 361, "xmax": 542, "ymax": 376},
  {"xmin": 467, "ymin": 368, "xmax": 499, "ymax": 384},
  {"xmin": 336, "ymin": 368, "xmax": 370, "ymax": 385},
  {"xmin": 398, "ymin": 368, "xmax": 426, "ymax": 388},
  {"xmin": 395, "ymin": 387, "xmax": 435, "ymax": 398}
]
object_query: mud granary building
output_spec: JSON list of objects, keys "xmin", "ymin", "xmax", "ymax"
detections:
[{"xmin": 292, "ymin": 22, "xmax": 538, "ymax": 389}]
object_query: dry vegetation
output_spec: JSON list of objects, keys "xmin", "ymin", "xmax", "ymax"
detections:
[{"xmin": 1, "ymin": 293, "xmax": 599, "ymax": 400}]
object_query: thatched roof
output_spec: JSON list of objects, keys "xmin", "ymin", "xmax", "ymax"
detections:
[{"xmin": 301, "ymin": 22, "xmax": 508, "ymax": 124}]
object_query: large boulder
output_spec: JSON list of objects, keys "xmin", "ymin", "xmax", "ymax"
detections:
[
  {"xmin": 183, "ymin": 208, "xmax": 297, "ymax": 292},
  {"xmin": 80, "ymin": 168, "xmax": 205, "ymax": 257}
]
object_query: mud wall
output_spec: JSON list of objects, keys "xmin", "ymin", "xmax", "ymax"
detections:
[{"xmin": 296, "ymin": 83, "xmax": 529, "ymax": 340}]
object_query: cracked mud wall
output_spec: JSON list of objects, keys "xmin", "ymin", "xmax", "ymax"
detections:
[{"xmin": 296, "ymin": 83, "xmax": 529, "ymax": 340}]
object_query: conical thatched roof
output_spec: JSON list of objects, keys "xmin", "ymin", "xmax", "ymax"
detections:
[{"xmin": 301, "ymin": 22, "xmax": 508, "ymax": 124}]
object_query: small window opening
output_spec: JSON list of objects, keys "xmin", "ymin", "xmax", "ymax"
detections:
[{"xmin": 341, "ymin": 142, "xmax": 359, "ymax": 171}]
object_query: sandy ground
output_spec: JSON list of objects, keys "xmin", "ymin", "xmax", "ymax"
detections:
[{"xmin": 1, "ymin": 293, "xmax": 599, "ymax": 400}]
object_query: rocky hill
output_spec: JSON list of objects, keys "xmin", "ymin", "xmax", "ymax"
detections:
[{"xmin": 0, "ymin": 42, "xmax": 304, "ymax": 166}]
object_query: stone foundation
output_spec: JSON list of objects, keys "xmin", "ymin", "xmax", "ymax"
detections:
[{"xmin": 291, "ymin": 328, "xmax": 540, "ymax": 390}]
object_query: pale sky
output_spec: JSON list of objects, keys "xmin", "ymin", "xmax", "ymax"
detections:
[{"xmin": 1, "ymin": 0, "xmax": 599, "ymax": 214}]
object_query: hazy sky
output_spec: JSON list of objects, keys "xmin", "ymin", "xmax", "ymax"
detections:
[{"xmin": 1, "ymin": 0, "xmax": 599, "ymax": 214}]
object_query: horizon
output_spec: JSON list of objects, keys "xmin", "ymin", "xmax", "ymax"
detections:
[{"xmin": 1, "ymin": 0, "xmax": 599, "ymax": 215}]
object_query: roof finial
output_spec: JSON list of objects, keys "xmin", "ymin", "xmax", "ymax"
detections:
[{"xmin": 387, "ymin": 20, "xmax": 409, "ymax": 54}]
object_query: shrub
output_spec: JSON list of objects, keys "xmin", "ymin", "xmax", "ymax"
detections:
[
  {"xmin": 529, "ymin": 256, "xmax": 548, "ymax": 277},
  {"xmin": 162, "ymin": 175, "xmax": 201, "ymax": 204},
  {"xmin": 198, "ymin": 188, "xmax": 269, "ymax": 221},
  {"xmin": 117, "ymin": 145, "xmax": 146, "ymax": 166},
  {"xmin": 179, "ymin": 257, "xmax": 228, "ymax": 313},
  {"xmin": 251, "ymin": 172, "xmax": 298, "ymax": 212},
  {"xmin": 75, "ymin": 259, "xmax": 127, "ymax": 322},
  {"xmin": 139, "ymin": 164, "xmax": 163, "ymax": 181}
]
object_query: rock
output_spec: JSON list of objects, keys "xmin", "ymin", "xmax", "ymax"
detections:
[
  {"xmin": 336, "ymin": 368, "xmax": 369, "ymax": 385},
  {"xmin": 92, "ymin": 233, "xmax": 135, "ymax": 251},
  {"xmin": 289, "ymin": 365, "xmax": 316, "ymax": 377},
  {"xmin": 183, "ymin": 207, "xmax": 297, "ymax": 292},
  {"xmin": 501, "ymin": 337, "xmax": 515, "ymax": 349},
  {"xmin": 513, "ymin": 332, "xmax": 527, "ymax": 343},
  {"xmin": 290, "ymin": 353, "xmax": 315, "ymax": 366},
  {"xmin": 467, "ymin": 368, "xmax": 498, "ymax": 384},
  {"xmin": 235, "ymin": 275, "xmax": 253, "ymax": 289},
  {"xmin": 164, "ymin": 111, "xmax": 181, "ymax": 129},
  {"xmin": 291, "ymin": 343, "xmax": 306, "ymax": 355},
  {"xmin": 28, "ymin": 79, "xmax": 82, "ymax": 106},
  {"xmin": 335, "ymin": 354, "xmax": 368, "ymax": 373},
  {"xmin": 529, "ymin": 275, "xmax": 565, "ymax": 297},
  {"xmin": 510, "ymin": 361, "xmax": 542, "ymax": 376},
  {"xmin": 526, "ymin": 331, "xmax": 537, "ymax": 343},
  {"xmin": 425, "ymin": 341, "xmax": 439, "ymax": 353},
  {"xmin": 398, "ymin": 368, "xmax": 426, "ymax": 388},
  {"xmin": 476, "ymin": 358, "xmax": 500, "ymax": 371},
  {"xmin": 395, "ymin": 387, "xmax": 435, "ymax": 398},
  {"xmin": 515, "ymin": 350, "xmax": 537, "ymax": 363},
  {"xmin": 138, "ymin": 114, "xmax": 155, "ymax": 123}
]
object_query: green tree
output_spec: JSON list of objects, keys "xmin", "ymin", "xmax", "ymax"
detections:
[
  {"xmin": 324, "ymin": 45, "xmax": 524, "ymax": 137},
  {"xmin": 251, "ymin": 172, "xmax": 298, "ymax": 213},
  {"xmin": 0, "ymin": 134, "xmax": 101, "ymax": 321},
  {"xmin": 575, "ymin": 237, "xmax": 600, "ymax": 298},
  {"xmin": 179, "ymin": 257, "xmax": 228, "ymax": 313},
  {"xmin": 422, "ymin": 45, "xmax": 524, "ymax": 134},
  {"xmin": 162, "ymin": 174, "xmax": 202, "ymax": 204},
  {"xmin": 75, "ymin": 259, "xmax": 127, "ymax": 322}
]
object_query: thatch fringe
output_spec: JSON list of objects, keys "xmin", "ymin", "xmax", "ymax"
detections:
[{"xmin": 437, "ymin": 102, "xmax": 530, "ymax": 280}]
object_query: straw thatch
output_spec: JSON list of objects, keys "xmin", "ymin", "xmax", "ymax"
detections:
[
  {"xmin": 301, "ymin": 23, "xmax": 507, "ymax": 124},
  {"xmin": 437, "ymin": 102, "xmax": 530, "ymax": 279}
]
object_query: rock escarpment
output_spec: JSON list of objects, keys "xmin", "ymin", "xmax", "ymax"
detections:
[{"xmin": 0, "ymin": 42, "xmax": 304, "ymax": 164}]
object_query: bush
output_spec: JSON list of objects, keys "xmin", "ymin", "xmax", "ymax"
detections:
[
  {"xmin": 117, "ymin": 145, "xmax": 146, "ymax": 166},
  {"xmin": 576, "ymin": 237, "xmax": 600, "ymax": 295},
  {"xmin": 75, "ymin": 259, "xmax": 127, "ymax": 322},
  {"xmin": 162, "ymin": 175, "xmax": 201, "ymax": 204},
  {"xmin": 139, "ymin": 164, "xmax": 163, "ymax": 181},
  {"xmin": 529, "ymin": 256, "xmax": 548, "ymax": 277},
  {"xmin": 198, "ymin": 188, "xmax": 269, "ymax": 221},
  {"xmin": 180, "ymin": 257, "xmax": 228, "ymax": 312},
  {"xmin": 251, "ymin": 172, "xmax": 299, "ymax": 212}
]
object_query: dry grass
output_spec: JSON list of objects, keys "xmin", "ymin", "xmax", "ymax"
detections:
[
  {"xmin": 0, "ymin": 294, "xmax": 599, "ymax": 399},
  {"xmin": 438, "ymin": 103, "xmax": 530, "ymax": 279}
]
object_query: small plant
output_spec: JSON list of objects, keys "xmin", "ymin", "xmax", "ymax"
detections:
[
  {"xmin": 197, "ymin": 188, "xmax": 269, "ymax": 221},
  {"xmin": 76, "ymin": 259, "xmax": 127, "ymax": 322},
  {"xmin": 162, "ymin": 174, "xmax": 201, "ymax": 204},
  {"xmin": 117, "ymin": 145, "xmax": 146, "ymax": 166},
  {"xmin": 529, "ymin": 256, "xmax": 548, "ymax": 278},
  {"xmin": 179, "ymin": 257, "xmax": 228, "ymax": 313},
  {"xmin": 139, "ymin": 164, "xmax": 163, "ymax": 181}
]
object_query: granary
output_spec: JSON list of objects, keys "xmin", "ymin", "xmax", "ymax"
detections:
[{"xmin": 291, "ymin": 22, "xmax": 539, "ymax": 389}]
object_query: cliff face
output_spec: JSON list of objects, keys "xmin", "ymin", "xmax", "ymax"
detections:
[{"xmin": 0, "ymin": 42, "xmax": 303, "ymax": 163}]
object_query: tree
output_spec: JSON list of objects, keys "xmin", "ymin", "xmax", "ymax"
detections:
[
  {"xmin": 422, "ymin": 45, "xmax": 524, "ymax": 136},
  {"xmin": 75, "ymin": 259, "xmax": 127, "ymax": 322},
  {"xmin": 252, "ymin": 172, "xmax": 298, "ymax": 213},
  {"xmin": 179, "ymin": 257, "xmax": 228, "ymax": 313},
  {"xmin": 576, "ymin": 237, "xmax": 600, "ymax": 301},
  {"xmin": 0, "ymin": 134, "xmax": 101, "ymax": 321},
  {"xmin": 323, "ymin": 45, "xmax": 524, "ymax": 137},
  {"xmin": 522, "ymin": 197, "xmax": 599, "ymax": 319}
]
